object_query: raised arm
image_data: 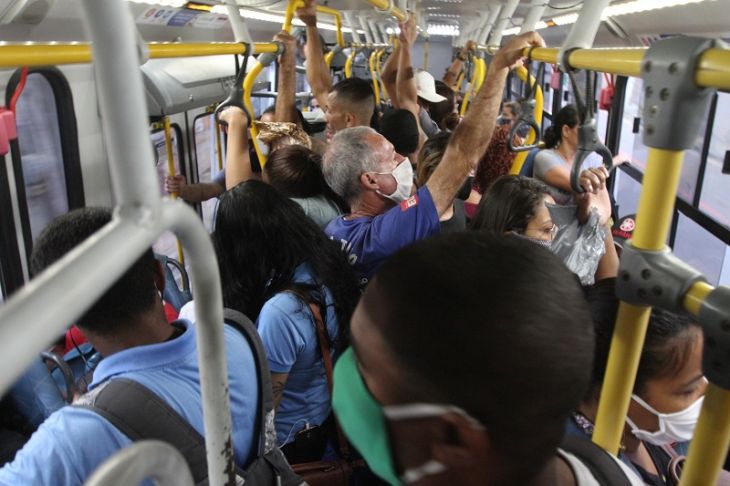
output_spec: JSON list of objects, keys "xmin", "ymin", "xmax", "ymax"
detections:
[
  {"xmin": 274, "ymin": 31, "xmax": 299, "ymax": 125},
  {"xmin": 396, "ymin": 14, "xmax": 427, "ymax": 150},
  {"xmin": 219, "ymin": 107, "xmax": 258, "ymax": 189},
  {"xmin": 426, "ymin": 32, "xmax": 546, "ymax": 216},
  {"xmin": 380, "ymin": 42, "xmax": 401, "ymax": 107},
  {"xmin": 297, "ymin": 0, "xmax": 332, "ymax": 111},
  {"xmin": 443, "ymin": 40, "xmax": 475, "ymax": 88}
]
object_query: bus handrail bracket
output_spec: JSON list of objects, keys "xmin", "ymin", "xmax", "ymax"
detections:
[
  {"xmin": 698, "ymin": 286, "xmax": 730, "ymax": 389},
  {"xmin": 615, "ymin": 241, "xmax": 707, "ymax": 313}
]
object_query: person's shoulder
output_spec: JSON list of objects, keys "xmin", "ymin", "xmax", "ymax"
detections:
[{"xmin": 557, "ymin": 448, "xmax": 645, "ymax": 486}]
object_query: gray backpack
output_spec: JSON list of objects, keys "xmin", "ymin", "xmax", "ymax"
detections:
[{"xmin": 76, "ymin": 309, "xmax": 303, "ymax": 486}]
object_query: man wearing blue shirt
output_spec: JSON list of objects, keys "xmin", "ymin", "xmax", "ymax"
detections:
[
  {"xmin": 322, "ymin": 31, "xmax": 548, "ymax": 285},
  {"xmin": 0, "ymin": 208, "xmax": 258, "ymax": 486}
]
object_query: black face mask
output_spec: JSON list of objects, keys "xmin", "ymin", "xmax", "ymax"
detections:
[{"xmin": 456, "ymin": 176, "xmax": 473, "ymax": 201}]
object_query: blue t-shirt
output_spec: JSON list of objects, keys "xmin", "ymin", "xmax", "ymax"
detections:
[
  {"xmin": 0, "ymin": 321, "xmax": 258, "ymax": 486},
  {"xmin": 325, "ymin": 185, "xmax": 440, "ymax": 285},
  {"xmin": 257, "ymin": 265, "xmax": 339, "ymax": 445}
]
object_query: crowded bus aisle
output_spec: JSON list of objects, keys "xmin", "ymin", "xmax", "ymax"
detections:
[{"xmin": 0, "ymin": 0, "xmax": 728, "ymax": 484}]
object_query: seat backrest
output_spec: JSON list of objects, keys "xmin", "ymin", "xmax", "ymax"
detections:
[
  {"xmin": 154, "ymin": 254, "xmax": 192, "ymax": 311},
  {"xmin": 518, "ymin": 148, "xmax": 541, "ymax": 177}
]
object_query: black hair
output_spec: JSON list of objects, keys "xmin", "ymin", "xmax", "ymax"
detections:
[
  {"xmin": 365, "ymin": 232, "xmax": 594, "ymax": 483},
  {"xmin": 470, "ymin": 175, "xmax": 551, "ymax": 234},
  {"xmin": 379, "ymin": 108, "xmax": 419, "ymax": 156},
  {"xmin": 331, "ymin": 77, "xmax": 376, "ymax": 128},
  {"xmin": 213, "ymin": 180, "xmax": 359, "ymax": 349},
  {"xmin": 259, "ymin": 105, "xmax": 276, "ymax": 119},
  {"xmin": 543, "ymin": 104, "xmax": 579, "ymax": 149},
  {"xmin": 430, "ymin": 80, "xmax": 456, "ymax": 129},
  {"xmin": 585, "ymin": 279, "xmax": 702, "ymax": 396},
  {"xmin": 30, "ymin": 207, "xmax": 157, "ymax": 334},
  {"xmin": 264, "ymin": 145, "xmax": 349, "ymax": 213}
]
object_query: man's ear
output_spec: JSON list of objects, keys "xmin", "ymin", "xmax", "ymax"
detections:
[
  {"xmin": 360, "ymin": 171, "xmax": 380, "ymax": 191},
  {"xmin": 345, "ymin": 112, "xmax": 357, "ymax": 127},
  {"xmin": 153, "ymin": 260, "xmax": 166, "ymax": 295},
  {"xmin": 430, "ymin": 412, "xmax": 490, "ymax": 469}
]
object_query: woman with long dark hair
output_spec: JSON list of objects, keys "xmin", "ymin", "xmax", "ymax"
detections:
[{"xmin": 185, "ymin": 180, "xmax": 360, "ymax": 460}]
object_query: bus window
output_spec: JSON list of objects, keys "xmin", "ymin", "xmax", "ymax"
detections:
[
  {"xmin": 699, "ymin": 93, "xmax": 730, "ymax": 228},
  {"xmin": 674, "ymin": 212, "xmax": 727, "ymax": 285},
  {"xmin": 14, "ymin": 73, "xmax": 69, "ymax": 240},
  {"xmin": 543, "ymin": 63, "xmax": 553, "ymax": 116},
  {"xmin": 193, "ymin": 113, "xmax": 224, "ymax": 231},
  {"xmin": 612, "ymin": 167, "xmax": 642, "ymax": 218},
  {"xmin": 150, "ymin": 125, "xmax": 184, "ymax": 262}
]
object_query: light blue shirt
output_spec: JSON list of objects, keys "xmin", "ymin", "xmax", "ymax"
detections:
[
  {"xmin": 257, "ymin": 265, "xmax": 339, "ymax": 445},
  {"xmin": 0, "ymin": 321, "xmax": 258, "ymax": 486}
]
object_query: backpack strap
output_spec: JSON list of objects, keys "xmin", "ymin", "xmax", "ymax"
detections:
[
  {"xmin": 76, "ymin": 379, "xmax": 211, "ymax": 484},
  {"xmin": 560, "ymin": 434, "xmax": 633, "ymax": 486},
  {"xmin": 306, "ymin": 302, "xmax": 351, "ymax": 459},
  {"xmin": 222, "ymin": 308, "xmax": 278, "ymax": 456}
]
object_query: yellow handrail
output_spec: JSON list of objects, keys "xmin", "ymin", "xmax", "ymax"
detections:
[
  {"xmin": 243, "ymin": 61, "xmax": 268, "ymax": 167},
  {"xmin": 509, "ymin": 64, "xmax": 544, "ymax": 175},
  {"xmin": 369, "ymin": 50, "xmax": 381, "ymax": 105},
  {"xmin": 283, "ymin": 1, "xmax": 345, "ymax": 49},
  {"xmin": 0, "ymin": 42, "xmax": 279, "ymax": 68},
  {"xmin": 361, "ymin": 0, "xmax": 407, "ymax": 22},
  {"xmin": 345, "ymin": 49, "xmax": 357, "ymax": 79},
  {"xmin": 525, "ymin": 46, "xmax": 730, "ymax": 90},
  {"xmin": 162, "ymin": 116, "xmax": 185, "ymax": 265},
  {"xmin": 375, "ymin": 48, "xmax": 387, "ymax": 101}
]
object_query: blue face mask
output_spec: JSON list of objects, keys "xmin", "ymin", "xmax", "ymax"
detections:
[{"xmin": 332, "ymin": 347, "xmax": 484, "ymax": 484}]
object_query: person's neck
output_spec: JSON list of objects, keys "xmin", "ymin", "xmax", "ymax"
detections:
[
  {"xmin": 348, "ymin": 196, "xmax": 391, "ymax": 220},
  {"xmin": 557, "ymin": 143, "xmax": 576, "ymax": 164},
  {"xmin": 85, "ymin": 300, "xmax": 176, "ymax": 357}
]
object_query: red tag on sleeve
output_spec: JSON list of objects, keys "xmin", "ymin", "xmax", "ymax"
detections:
[{"xmin": 400, "ymin": 195, "xmax": 419, "ymax": 211}]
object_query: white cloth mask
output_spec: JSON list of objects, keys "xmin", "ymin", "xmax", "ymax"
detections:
[
  {"xmin": 376, "ymin": 159, "xmax": 414, "ymax": 203},
  {"xmin": 626, "ymin": 393, "xmax": 704, "ymax": 446}
]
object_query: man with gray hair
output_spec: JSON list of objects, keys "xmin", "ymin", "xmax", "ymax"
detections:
[{"xmin": 323, "ymin": 31, "xmax": 546, "ymax": 286}]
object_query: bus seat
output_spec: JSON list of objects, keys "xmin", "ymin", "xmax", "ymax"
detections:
[
  {"xmin": 8, "ymin": 358, "xmax": 67, "ymax": 428},
  {"xmin": 154, "ymin": 254, "xmax": 192, "ymax": 311},
  {"xmin": 519, "ymin": 148, "xmax": 541, "ymax": 178}
]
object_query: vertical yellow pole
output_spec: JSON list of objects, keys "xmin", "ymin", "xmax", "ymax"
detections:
[
  {"xmin": 369, "ymin": 50, "xmax": 381, "ymax": 105},
  {"xmin": 592, "ymin": 148, "xmax": 685, "ymax": 454},
  {"xmin": 679, "ymin": 385, "xmax": 730, "ymax": 486},
  {"xmin": 162, "ymin": 116, "xmax": 185, "ymax": 265},
  {"xmin": 375, "ymin": 49, "xmax": 387, "ymax": 101}
]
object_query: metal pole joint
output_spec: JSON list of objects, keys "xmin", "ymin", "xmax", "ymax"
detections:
[
  {"xmin": 698, "ymin": 286, "xmax": 730, "ymax": 389},
  {"xmin": 615, "ymin": 241, "xmax": 707, "ymax": 313},
  {"xmin": 641, "ymin": 36, "xmax": 724, "ymax": 150}
]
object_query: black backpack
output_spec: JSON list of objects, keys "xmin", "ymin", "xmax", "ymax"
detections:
[{"xmin": 75, "ymin": 309, "xmax": 303, "ymax": 485}]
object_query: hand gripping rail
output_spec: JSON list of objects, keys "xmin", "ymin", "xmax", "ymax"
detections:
[
  {"xmin": 283, "ymin": 1, "xmax": 346, "ymax": 50},
  {"xmin": 0, "ymin": 1, "xmax": 236, "ymax": 485},
  {"xmin": 84, "ymin": 441, "xmax": 194, "ymax": 486},
  {"xmin": 509, "ymin": 59, "xmax": 545, "ymax": 153},
  {"xmin": 566, "ymin": 69, "xmax": 614, "ymax": 193},
  {"xmin": 362, "ymin": 0, "xmax": 407, "ymax": 22},
  {"xmin": 244, "ymin": 43, "xmax": 284, "ymax": 168}
]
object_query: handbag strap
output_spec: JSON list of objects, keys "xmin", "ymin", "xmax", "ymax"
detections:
[{"xmin": 306, "ymin": 301, "xmax": 351, "ymax": 459}]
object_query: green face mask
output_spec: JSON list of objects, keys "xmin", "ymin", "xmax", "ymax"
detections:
[
  {"xmin": 333, "ymin": 347, "xmax": 484, "ymax": 485},
  {"xmin": 332, "ymin": 347, "xmax": 401, "ymax": 484}
]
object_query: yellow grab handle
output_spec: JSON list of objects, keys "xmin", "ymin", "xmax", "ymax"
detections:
[
  {"xmin": 243, "ymin": 61, "xmax": 268, "ymax": 167},
  {"xmin": 509, "ymin": 64, "xmax": 544, "ymax": 175},
  {"xmin": 369, "ymin": 50, "xmax": 381, "ymax": 105}
]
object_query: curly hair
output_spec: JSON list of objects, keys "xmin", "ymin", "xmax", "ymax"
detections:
[{"xmin": 473, "ymin": 125, "xmax": 517, "ymax": 194}]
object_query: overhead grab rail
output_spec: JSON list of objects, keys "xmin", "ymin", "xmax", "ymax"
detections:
[
  {"xmin": 282, "ymin": 1, "xmax": 345, "ymax": 68},
  {"xmin": 508, "ymin": 57, "xmax": 545, "ymax": 153},
  {"xmin": 83, "ymin": 441, "xmax": 194, "ymax": 486},
  {"xmin": 0, "ymin": 41, "xmax": 280, "ymax": 68},
  {"xmin": 362, "ymin": 0, "xmax": 407, "ymax": 22},
  {"xmin": 345, "ymin": 48, "xmax": 358, "ymax": 78},
  {"xmin": 0, "ymin": 1, "xmax": 235, "ymax": 484}
]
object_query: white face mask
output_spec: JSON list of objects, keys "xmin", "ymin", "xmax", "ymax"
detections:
[
  {"xmin": 382, "ymin": 403, "xmax": 484, "ymax": 484},
  {"xmin": 376, "ymin": 159, "xmax": 414, "ymax": 203},
  {"xmin": 626, "ymin": 394, "xmax": 704, "ymax": 446}
]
